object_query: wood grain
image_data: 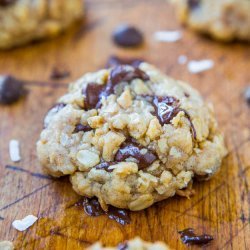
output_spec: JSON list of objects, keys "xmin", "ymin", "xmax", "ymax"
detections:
[{"xmin": 0, "ymin": 0, "xmax": 249, "ymax": 249}]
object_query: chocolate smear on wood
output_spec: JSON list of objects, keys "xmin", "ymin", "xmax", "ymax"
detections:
[
  {"xmin": 76, "ymin": 197, "xmax": 130, "ymax": 225},
  {"xmin": 178, "ymin": 228, "xmax": 213, "ymax": 245}
]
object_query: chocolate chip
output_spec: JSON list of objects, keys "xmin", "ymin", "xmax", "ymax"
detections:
[
  {"xmin": 107, "ymin": 206, "xmax": 131, "ymax": 225},
  {"xmin": 95, "ymin": 162, "xmax": 116, "ymax": 172},
  {"xmin": 44, "ymin": 103, "xmax": 66, "ymax": 128},
  {"xmin": 0, "ymin": 0, "xmax": 16, "ymax": 6},
  {"xmin": 78, "ymin": 197, "xmax": 131, "ymax": 225},
  {"xmin": 115, "ymin": 142, "xmax": 157, "ymax": 169},
  {"xmin": 178, "ymin": 228, "xmax": 213, "ymax": 245},
  {"xmin": 113, "ymin": 24, "xmax": 143, "ymax": 47},
  {"xmin": 188, "ymin": 0, "xmax": 200, "ymax": 9},
  {"xmin": 83, "ymin": 83, "xmax": 104, "ymax": 110},
  {"xmin": 83, "ymin": 66, "xmax": 149, "ymax": 110},
  {"xmin": 106, "ymin": 55, "xmax": 143, "ymax": 68},
  {"xmin": 0, "ymin": 75, "xmax": 27, "ymax": 104},
  {"xmin": 73, "ymin": 124, "xmax": 92, "ymax": 133},
  {"xmin": 244, "ymin": 86, "xmax": 250, "ymax": 105},
  {"xmin": 50, "ymin": 67, "xmax": 70, "ymax": 80}
]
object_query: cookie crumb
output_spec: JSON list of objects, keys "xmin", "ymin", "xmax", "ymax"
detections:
[
  {"xmin": 12, "ymin": 215, "xmax": 38, "ymax": 231},
  {"xmin": 9, "ymin": 140, "xmax": 21, "ymax": 162},
  {"xmin": 154, "ymin": 30, "xmax": 182, "ymax": 42},
  {"xmin": 187, "ymin": 59, "xmax": 214, "ymax": 74}
]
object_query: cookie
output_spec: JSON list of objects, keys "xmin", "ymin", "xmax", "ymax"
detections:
[
  {"xmin": 174, "ymin": 0, "xmax": 250, "ymax": 41},
  {"xmin": 37, "ymin": 62, "xmax": 227, "ymax": 211},
  {"xmin": 88, "ymin": 237, "xmax": 170, "ymax": 250},
  {"xmin": 0, "ymin": 0, "xmax": 83, "ymax": 49}
]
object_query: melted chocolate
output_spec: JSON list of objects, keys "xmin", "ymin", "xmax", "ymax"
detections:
[
  {"xmin": 50, "ymin": 67, "xmax": 70, "ymax": 80},
  {"xmin": 74, "ymin": 124, "xmax": 92, "ymax": 133},
  {"xmin": 178, "ymin": 228, "xmax": 213, "ymax": 245},
  {"xmin": 0, "ymin": 0, "xmax": 16, "ymax": 6},
  {"xmin": 0, "ymin": 75, "xmax": 27, "ymax": 104},
  {"xmin": 79, "ymin": 197, "xmax": 130, "ymax": 225},
  {"xmin": 83, "ymin": 66, "xmax": 149, "ymax": 110},
  {"xmin": 115, "ymin": 142, "xmax": 157, "ymax": 170},
  {"xmin": 106, "ymin": 55, "xmax": 143, "ymax": 68},
  {"xmin": 112, "ymin": 24, "xmax": 143, "ymax": 47},
  {"xmin": 188, "ymin": 0, "xmax": 200, "ymax": 9}
]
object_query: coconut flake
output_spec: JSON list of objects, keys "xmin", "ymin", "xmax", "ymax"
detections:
[
  {"xmin": 178, "ymin": 55, "xmax": 188, "ymax": 65},
  {"xmin": 0, "ymin": 241, "xmax": 14, "ymax": 250},
  {"xmin": 188, "ymin": 60, "xmax": 214, "ymax": 74},
  {"xmin": 9, "ymin": 140, "xmax": 21, "ymax": 162},
  {"xmin": 12, "ymin": 215, "xmax": 38, "ymax": 231},
  {"xmin": 154, "ymin": 30, "xmax": 182, "ymax": 42}
]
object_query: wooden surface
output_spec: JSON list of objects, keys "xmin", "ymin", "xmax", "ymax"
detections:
[{"xmin": 0, "ymin": 0, "xmax": 249, "ymax": 249}]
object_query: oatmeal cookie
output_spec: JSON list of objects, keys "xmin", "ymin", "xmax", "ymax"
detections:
[
  {"xmin": 0, "ymin": 0, "xmax": 83, "ymax": 49},
  {"xmin": 174, "ymin": 0, "xmax": 250, "ymax": 41},
  {"xmin": 37, "ymin": 62, "xmax": 227, "ymax": 211},
  {"xmin": 88, "ymin": 237, "xmax": 170, "ymax": 250}
]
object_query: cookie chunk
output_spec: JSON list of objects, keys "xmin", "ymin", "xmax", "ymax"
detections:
[
  {"xmin": 0, "ymin": 0, "xmax": 83, "ymax": 49},
  {"xmin": 174, "ymin": 0, "xmax": 250, "ymax": 41},
  {"xmin": 37, "ymin": 62, "xmax": 227, "ymax": 211},
  {"xmin": 88, "ymin": 237, "xmax": 170, "ymax": 250}
]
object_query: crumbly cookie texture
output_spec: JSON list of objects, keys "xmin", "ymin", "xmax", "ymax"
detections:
[
  {"xmin": 173, "ymin": 0, "xmax": 250, "ymax": 41},
  {"xmin": 0, "ymin": 0, "xmax": 83, "ymax": 49},
  {"xmin": 88, "ymin": 237, "xmax": 170, "ymax": 250},
  {"xmin": 37, "ymin": 62, "xmax": 227, "ymax": 211}
]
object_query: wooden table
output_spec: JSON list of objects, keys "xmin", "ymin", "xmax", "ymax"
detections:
[{"xmin": 0, "ymin": 0, "xmax": 249, "ymax": 249}]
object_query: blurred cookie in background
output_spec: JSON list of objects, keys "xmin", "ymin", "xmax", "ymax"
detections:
[
  {"xmin": 0, "ymin": 0, "xmax": 84, "ymax": 49},
  {"xmin": 173, "ymin": 0, "xmax": 250, "ymax": 42}
]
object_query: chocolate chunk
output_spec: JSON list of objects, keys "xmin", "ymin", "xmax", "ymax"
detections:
[
  {"xmin": 115, "ymin": 142, "xmax": 157, "ymax": 169},
  {"xmin": 0, "ymin": 0, "xmax": 16, "ymax": 6},
  {"xmin": 79, "ymin": 197, "xmax": 131, "ymax": 225},
  {"xmin": 82, "ymin": 197, "xmax": 105, "ymax": 217},
  {"xmin": 113, "ymin": 24, "xmax": 143, "ymax": 47},
  {"xmin": 188, "ymin": 0, "xmax": 200, "ymax": 9},
  {"xmin": 95, "ymin": 162, "xmax": 116, "ymax": 172},
  {"xmin": 0, "ymin": 75, "xmax": 27, "ymax": 105},
  {"xmin": 152, "ymin": 96, "xmax": 180, "ymax": 125},
  {"xmin": 83, "ymin": 66, "xmax": 149, "ymax": 110},
  {"xmin": 50, "ymin": 67, "xmax": 70, "ymax": 80},
  {"xmin": 44, "ymin": 103, "xmax": 66, "ymax": 128},
  {"xmin": 83, "ymin": 83, "xmax": 104, "ymax": 110},
  {"xmin": 106, "ymin": 55, "xmax": 143, "ymax": 68},
  {"xmin": 107, "ymin": 206, "xmax": 131, "ymax": 225},
  {"xmin": 244, "ymin": 86, "xmax": 250, "ymax": 105},
  {"xmin": 178, "ymin": 228, "xmax": 213, "ymax": 245},
  {"xmin": 117, "ymin": 243, "xmax": 128, "ymax": 250},
  {"xmin": 74, "ymin": 124, "xmax": 92, "ymax": 133}
]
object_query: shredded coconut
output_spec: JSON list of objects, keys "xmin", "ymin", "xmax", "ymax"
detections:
[
  {"xmin": 154, "ymin": 30, "xmax": 182, "ymax": 42},
  {"xmin": 9, "ymin": 140, "xmax": 21, "ymax": 162},
  {"xmin": 12, "ymin": 215, "xmax": 38, "ymax": 231},
  {"xmin": 178, "ymin": 55, "xmax": 188, "ymax": 65},
  {"xmin": 187, "ymin": 60, "xmax": 214, "ymax": 74}
]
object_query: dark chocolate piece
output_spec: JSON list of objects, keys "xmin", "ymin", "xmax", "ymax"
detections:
[
  {"xmin": 115, "ymin": 142, "xmax": 157, "ymax": 170},
  {"xmin": 178, "ymin": 228, "xmax": 213, "ymax": 245},
  {"xmin": 50, "ymin": 67, "xmax": 70, "ymax": 80},
  {"xmin": 0, "ymin": 75, "xmax": 27, "ymax": 104},
  {"xmin": 78, "ymin": 197, "xmax": 131, "ymax": 225},
  {"xmin": 83, "ymin": 66, "xmax": 149, "ymax": 110},
  {"xmin": 188, "ymin": 0, "xmax": 200, "ymax": 9},
  {"xmin": 95, "ymin": 162, "xmax": 117, "ymax": 172},
  {"xmin": 0, "ymin": 0, "xmax": 16, "ymax": 6},
  {"xmin": 113, "ymin": 24, "xmax": 143, "ymax": 47},
  {"xmin": 106, "ymin": 55, "xmax": 143, "ymax": 68},
  {"xmin": 74, "ymin": 124, "xmax": 92, "ymax": 133},
  {"xmin": 244, "ymin": 86, "xmax": 250, "ymax": 105}
]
